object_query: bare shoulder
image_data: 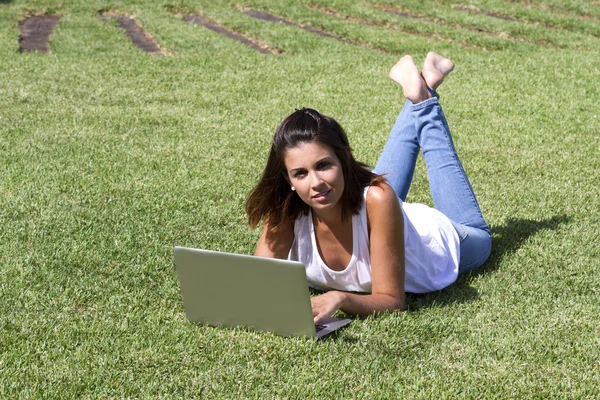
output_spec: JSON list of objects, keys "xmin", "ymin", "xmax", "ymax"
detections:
[
  {"xmin": 365, "ymin": 183, "xmax": 402, "ymax": 232},
  {"xmin": 366, "ymin": 183, "xmax": 401, "ymax": 211}
]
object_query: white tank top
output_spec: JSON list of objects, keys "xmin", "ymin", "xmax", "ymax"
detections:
[{"xmin": 288, "ymin": 187, "xmax": 460, "ymax": 294}]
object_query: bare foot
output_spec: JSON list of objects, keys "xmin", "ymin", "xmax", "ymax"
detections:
[
  {"xmin": 421, "ymin": 52, "xmax": 454, "ymax": 90},
  {"xmin": 389, "ymin": 55, "xmax": 430, "ymax": 103}
]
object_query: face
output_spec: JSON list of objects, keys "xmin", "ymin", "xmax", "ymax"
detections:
[{"xmin": 283, "ymin": 141, "xmax": 345, "ymax": 214}]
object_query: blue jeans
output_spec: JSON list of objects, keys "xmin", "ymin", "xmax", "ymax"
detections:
[{"xmin": 374, "ymin": 90, "xmax": 492, "ymax": 274}]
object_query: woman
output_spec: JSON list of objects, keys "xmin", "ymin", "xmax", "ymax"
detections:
[{"xmin": 245, "ymin": 53, "xmax": 492, "ymax": 323}]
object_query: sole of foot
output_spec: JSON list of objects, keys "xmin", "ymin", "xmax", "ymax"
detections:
[
  {"xmin": 421, "ymin": 52, "xmax": 454, "ymax": 90},
  {"xmin": 389, "ymin": 55, "xmax": 431, "ymax": 103}
]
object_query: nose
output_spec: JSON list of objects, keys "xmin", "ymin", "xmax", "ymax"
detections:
[{"xmin": 309, "ymin": 170, "xmax": 324, "ymax": 188}]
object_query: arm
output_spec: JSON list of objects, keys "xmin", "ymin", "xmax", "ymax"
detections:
[
  {"xmin": 311, "ymin": 183, "xmax": 405, "ymax": 322},
  {"xmin": 254, "ymin": 218, "xmax": 294, "ymax": 259}
]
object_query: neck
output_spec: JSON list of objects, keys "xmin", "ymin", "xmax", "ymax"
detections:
[{"xmin": 312, "ymin": 207, "xmax": 344, "ymax": 228}]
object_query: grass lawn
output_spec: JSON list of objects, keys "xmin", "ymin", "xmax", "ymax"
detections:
[{"xmin": 1, "ymin": 0, "xmax": 599, "ymax": 397}]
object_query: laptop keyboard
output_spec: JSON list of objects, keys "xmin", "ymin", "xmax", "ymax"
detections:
[{"xmin": 315, "ymin": 324, "xmax": 326, "ymax": 332}]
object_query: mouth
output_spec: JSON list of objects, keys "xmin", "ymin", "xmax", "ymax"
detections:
[{"xmin": 312, "ymin": 189, "xmax": 331, "ymax": 201}]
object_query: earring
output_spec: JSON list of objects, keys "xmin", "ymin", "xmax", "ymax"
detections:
[{"xmin": 291, "ymin": 186, "xmax": 296, "ymax": 191}]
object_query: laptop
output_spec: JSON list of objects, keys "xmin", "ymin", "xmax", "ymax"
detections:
[{"xmin": 174, "ymin": 246, "xmax": 352, "ymax": 339}]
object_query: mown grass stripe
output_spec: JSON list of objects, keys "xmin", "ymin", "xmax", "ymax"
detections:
[
  {"xmin": 18, "ymin": 15, "xmax": 60, "ymax": 53},
  {"xmin": 182, "ymin": 14, "xmax": 277, "ymax": 54}
]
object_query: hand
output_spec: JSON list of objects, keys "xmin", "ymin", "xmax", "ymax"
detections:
[{"xmin": 311, "ymin": 291, "xmax": 345, "ymax": 324}]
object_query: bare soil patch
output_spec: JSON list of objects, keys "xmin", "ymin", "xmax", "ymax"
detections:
[
  {"xmin": 452, "ymin": 4, "xmax": 600, "ymax": 38},
  {"xmin": 183, "ymin": 14, "xmax": 278, "ymax": 54},
  {"xmin": 380, "ymin": 7, "xmax": 431, "ymax": 22},
  {"xmin": 101, "ymin": 14, "xmax": 163, "ymax": 54},
  {"xmin": 242, "ymin": 9, "xmax": 379, "ymax": 51},
  {"xmin": 377, "ymin": 6, "xmax": 531, "ymax": 47},
  {"xmin": 310, "ymin": 6, "xmax": 468, "ymax": 48},
  {"xmin": 522, "ymin": 3, "xmax": 598, "ymax": 22},
  {"xmin": 452, "ymin": 5, "xmax": 518, "ymax": 22},
  {"xmin": 18, "ymin": 15, "xmax": 60, "ymax": 53}
]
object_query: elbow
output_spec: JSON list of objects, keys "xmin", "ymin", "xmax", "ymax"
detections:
[
  {"xmin": 392, "ymin": 298, "xmax": 406, "ymax": 312},
  {"xmin": 380, "ymin": 293, "xmax": 405, "ymax": 312},
  {"xmin": 366, "ymin": 297, "xmax": 404, "ymax": 318}
]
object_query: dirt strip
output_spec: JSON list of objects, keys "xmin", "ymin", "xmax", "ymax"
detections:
[
  {"xmin": 451, "ymin": 4, "xmax": 600, "ymax": 37},
  {"xmin": 523, "ymin": 2, "xmax": 599, "ymax": 22},
  {"xmin": 380, "ymin": 7, "xmax": 530, "ymax": 44},
  {"xmin": 452, "ymin": 5, "xmax": 520, "ymax": 22},
  {"xmin": 102, "ymin": 14, "xmax": 163, "ymax": 54},
  {"xmin": 182, "ymin": 14, "xmax": 277, "ymax": 54},
  {"xmin": 18, "ymin": 15, "xmax": 60, "ymax": 53},
  {"xmin": 313, "ymin": 6, "xmax": 462, "ymax": 45},
  {"xmin": 381, "ymin": 7, "xmax": 442, "ymax": 24},
  {"xmin": 242, "ymin": 9, "xmax": 378, "ymax": 51},
  {"xmin": 459, "ymin": 3, "xmax": 600, "ymax": 39}
]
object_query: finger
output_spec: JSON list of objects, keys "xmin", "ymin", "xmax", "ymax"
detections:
[
  {"xmin": 313, "ymin": 308, "xmax": 330, "ymax": 324},
  {"xmin": 314, "ymin": 313, "xmax": 323, "ymax": 324},
  {"xmin": 312, "ymin": 306, "xmax": 323, "ymax": 322}
]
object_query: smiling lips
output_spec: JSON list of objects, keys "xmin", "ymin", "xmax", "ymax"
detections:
[{"xmin": 312, "ymin": 189, "xmax": 331, "ymax": 201}]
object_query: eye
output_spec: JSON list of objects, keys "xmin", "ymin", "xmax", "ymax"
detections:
[
  {"xmin": 317, "ymin": 161, "xmax": 331, "ymax": 170},
  {"xmin": 293, "ymin": 170, "xmax": 307, "ymax": 178}
]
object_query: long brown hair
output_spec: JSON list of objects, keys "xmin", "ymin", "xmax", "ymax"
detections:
[{"xmin": 246, "ymin": 108, "xmax": 384, "ymax": 230}]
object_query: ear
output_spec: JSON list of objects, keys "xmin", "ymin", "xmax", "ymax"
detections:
[{"xmin": 282, "ymin": 173, "xmax": 290, "ymax": 185}]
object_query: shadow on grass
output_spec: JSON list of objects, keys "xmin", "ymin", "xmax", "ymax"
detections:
[
  {"xmin": 0, "ymin": 0, "xmax": 14, "ymax": 3},
  {"xmin": 405, "ymin": 214, "xmax": 570, "ymax": 311},
  {"xmin": 309, "ymin": 215, "xmax": 570, "ymax": 343}
]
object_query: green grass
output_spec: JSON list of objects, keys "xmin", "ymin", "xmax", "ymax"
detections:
[{"xmin": 1, "ymin": 0, "xmax": 599, "ymax": 397}]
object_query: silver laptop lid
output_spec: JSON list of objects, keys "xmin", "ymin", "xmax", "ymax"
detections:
[{"xmin": 174, "ymin": 246, "xmax": 317, "ymax": 338}]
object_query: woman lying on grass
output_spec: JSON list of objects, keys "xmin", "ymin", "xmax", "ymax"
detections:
[{"xmin": 246, "ymin": 52, "xmax": 491, "ymax": 323}]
